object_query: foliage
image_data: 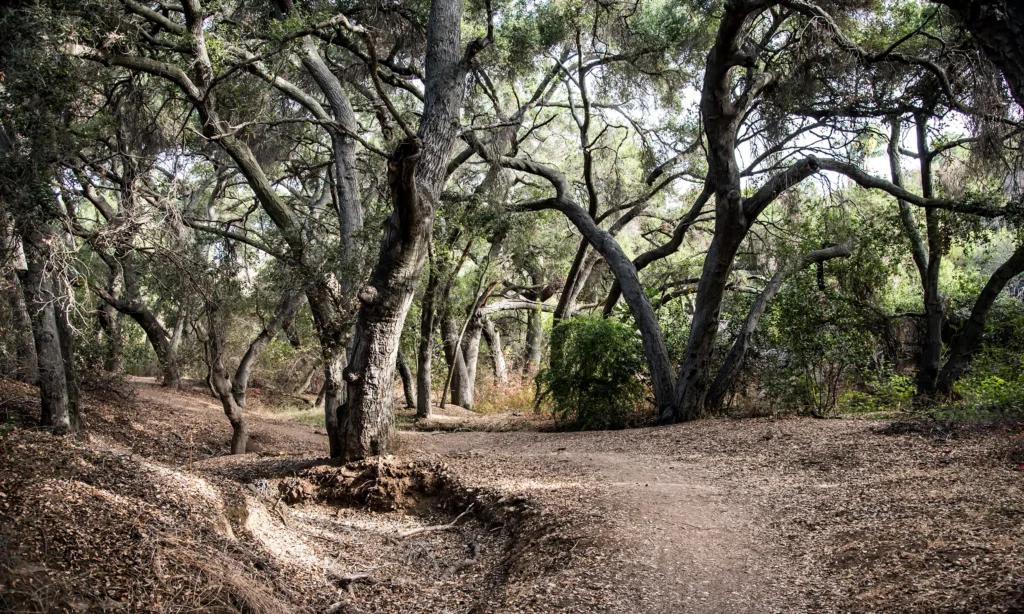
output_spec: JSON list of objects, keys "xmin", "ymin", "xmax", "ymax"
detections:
[
  {"xmin": 537, "ymin": 316, "xmax": 650, "ymax": 429},
  {"xmin": 762, "ymin": 271, "xmax": 878, "ymax": 417},
  {"xmin": 840, "ymin": 367, "xmax": 915, "ymax": 414}
]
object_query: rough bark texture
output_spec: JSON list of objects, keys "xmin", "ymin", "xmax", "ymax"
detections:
[
  {"xmin": 339, "ymin": 0, "xmax": 473, "ymax": 458},
  {"xmin": 18, "ymin": 226, "xmax": 71, "ymax": 434},
  {"xmin": 670, "ymin": 2, "xmax": 824, "ymax": 421}
]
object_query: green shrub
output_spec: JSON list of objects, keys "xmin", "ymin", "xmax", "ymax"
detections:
[
  {"xmin": 840, "ymin": 368, "xmax": 915, "ymax": 414},
  {"xmin": 537, "ymin": 316, "xmax": 649, "ymax": 429},
  {"xmin": 955, "ymin": 371, "xmax": 1024, "ymax": 414}
]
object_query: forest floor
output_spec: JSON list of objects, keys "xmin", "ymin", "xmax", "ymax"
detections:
[{"xmin": 1, "ymin": 377, "xmax": 1023, "ymax": 613}]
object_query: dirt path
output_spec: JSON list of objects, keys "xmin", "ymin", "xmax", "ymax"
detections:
[
  {"xmin": 405, "ymin": 431, "xmax": 785, "ymax": 613},
  {"xmin": 129, "ymin": 378, "xmax": 786, "ymax": 612}
]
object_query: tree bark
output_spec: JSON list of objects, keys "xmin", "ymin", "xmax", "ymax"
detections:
[
  {"xmin": 293, "ymin": 358, "xmax": 320, "ymax": 394},
  {"xmin": 55, "ymin": 276, "xmax": 81, "ymax": 433},
  {"xmin": 916, "ymin": 115, "xmax": 945, "ymax": 396},
  {"xmin": 306, "ymin": 281, "xmax": 350, "ymax": 457},
  {"xmin": 5, "ymin": 269, "xmax": 38, "ymax": 383},
  {"xmin": 441, "ymin": 317, "xmax": 471, "ymax": 406},
  {"xmin": 417, "ymin": 250, "xmax": 439, "ymax": 417},
  {"xmin": 207, "ymin": 305, "xmax": 247, "ymax": 454},
  {"xmin": 524, "ymin": 306, "xmax": 544, "ymax": 375},
  {"xmin": 674, "ymin": 1, "xmax": 787, "ymax": 421},
  {"xmin": 18, "ymin": 226, "xmax": 72, "ymax": 434},
  {"xmin": 341, "ymin": 0, "xmax": 474, "ymax": 459},
  {"xmin": 554, "ymin": 241, "xmax": 590, "ymax": 321},
  {"xmin": 481, "ymin": 318, "xmax": 508, "ymax": 384},
  {"xmin": 460, "ymin": 318, "xmax": 483, "ymax": 409}
]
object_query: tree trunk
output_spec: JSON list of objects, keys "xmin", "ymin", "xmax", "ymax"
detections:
[
  {"xmin": 397, "ymin": 348, "xmax": 416, "ymax": 408},
  {"xmin": 293, "ymin": 358, "xmax": 320, "ymax": 395},
  {"xmin": 207, "ymin": 311, "xmax": 248, "ymax": 454},
  {"xmin": 482, "ymin": 318, "xmax": 508, "ymax": 384},
  {"xmin": 94, "ymin": 283, "xmax": 181, "ymax": 389},
  {"xmin": 887, "ymin": 117, "xmax": 943, "ymax": 396},
  {"xmin": 673, "ymin": 223, "xmax": 746, "ymax": 420},
  {"xmin": 914, "ymin": 114, "xmax": 946, "ymax": 396},
  {"xmin": 55, "ymin": 277, "xmax": 81, "ymax": 433},
  {"xmin": 706, "ymin": 243, "xmax": 853, "ymax": 411},
  {"xmin": 207, "ymin": 290, "xmax": 303, "ymax": 454},
  {"xmin": 461, "ymin": 319, "xmax": 483, "ymax": 410},
  {"xmin": 97, "ymin": 266, "xmax": 124, "ymax": 373},
  {"xmin": 341, "ymin": 0, "xmax": 472, "ymax": 459},
  {"xmin": 5, "ymin": 270, "xmax": 38, "ymax": 382},
  {"xmin": 442, "ymin": 317, "xmax": 471, "ymax": 407},
  {"xmin": 306, "ymin": 280, "xmax": 351, "ymax": 457},
  {"xmin": 936, "ymin": 241, "xmax": 1024, "ymax": 393},
  {"xmin": 673, "ymin": 2, "xmax": 773, "ymax": 421},
  {"xmin": 18, "ymin": 227, "xmax": 71, "ymax": 434},
  {"xmin": 554, "ymin": 240, "xmax": 590, "ymax": 321},
  {"xmin": 417, "ymin": 252, "xmax": 439, "ymax": 418},
  {"xmin": 524, "ymin": 306, "xmax": 544, "ymax": 375},
  {"xmin": 231, "ymin": 291, "xmax": 305, "ymax": 408}
]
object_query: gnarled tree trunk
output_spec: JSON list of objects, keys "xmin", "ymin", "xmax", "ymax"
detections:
[
  {"xmin": 18, "ymin": 225, "xmax": 74, "ymax": 434},
  {"xmin": 341, "ymin": 0, "xmax": 474, "ymax": 459}
]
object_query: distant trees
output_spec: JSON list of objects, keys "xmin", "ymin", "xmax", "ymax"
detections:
[{"xmin": 1, "ymin": 0, "xmax": 1022, "ymax": 452}]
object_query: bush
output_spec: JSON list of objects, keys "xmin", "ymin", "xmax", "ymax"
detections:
[
  {"xmin": 954, "ymin": 368, "xmax": 1024, "ymax": 415},
  {"xmin": 537, "ymin": 316, "xmax": 650, "ymax": 429},
  {"xmin": 840, "ymin": 367, "xmax": 915, "ymax": 414}
]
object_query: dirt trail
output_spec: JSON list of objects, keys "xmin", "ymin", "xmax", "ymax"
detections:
[
  {"xmin": 13, "ymin": 377, "xmax": 1016, "ymax": 612},
  {"xmin": 405, "ymin": 431, "xmax": 783, "ymax": 613},
  {"xmin": 130, "ymin": 378, "xmax": 786, "ymax": 613}
]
